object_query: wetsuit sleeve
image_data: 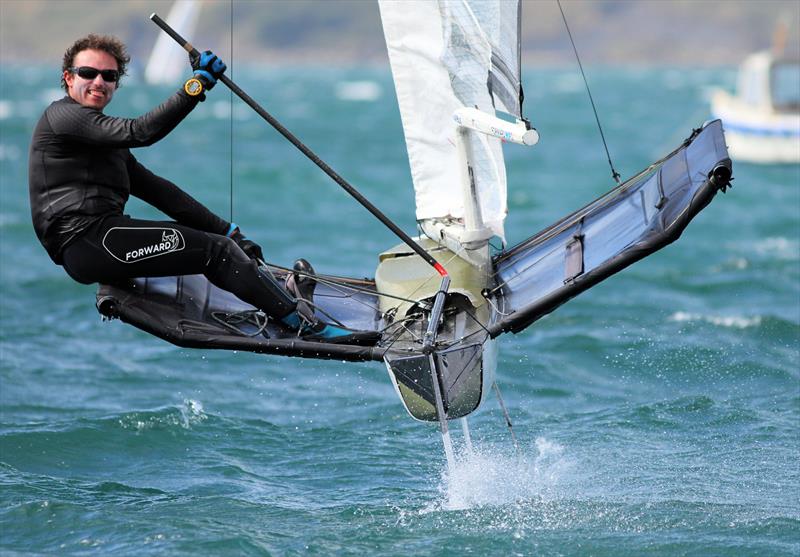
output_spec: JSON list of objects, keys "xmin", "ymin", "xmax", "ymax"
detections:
[
  {"xmin": 46, "ymin": 89, "xmax": 199, "ymax": 148},
  {"xmin": 129, "ymin": 155, "xmax": 230, "ymax": 235}
]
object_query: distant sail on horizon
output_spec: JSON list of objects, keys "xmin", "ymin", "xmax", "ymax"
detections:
[{"xmin": 144, "ymin": 0, "xmax": 201, "ymax": 85}]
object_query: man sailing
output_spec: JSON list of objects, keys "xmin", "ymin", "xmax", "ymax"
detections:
[{"xmin": 29, "ymin": 34, "xmax": 371, "ymax": 343}]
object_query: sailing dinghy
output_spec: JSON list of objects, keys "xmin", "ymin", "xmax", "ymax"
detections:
[{"xmin": 97, "ymin": 2, "xmax": 732, "ymax": 448}]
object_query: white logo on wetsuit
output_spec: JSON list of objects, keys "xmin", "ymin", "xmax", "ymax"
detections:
[
  {"xmin": 125, "ymin": 230, "xmax": 182, "ymax": 261},
  {"xmin": 101, "ymin": 227, "xmax": 186, "ymax": 263}
]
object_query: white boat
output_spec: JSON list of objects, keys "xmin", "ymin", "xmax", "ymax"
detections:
[
  {"xmin": 711, "ymin": 50, "xmax": 800, "ymax": 164},
  {"xmin": 99, "ymin": 1, "xmax": 733, "ymax": 461}
]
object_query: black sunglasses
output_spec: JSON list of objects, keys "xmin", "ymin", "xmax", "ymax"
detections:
[{"xmin": 69, "ymin": 66, "xmax": 119, "ymax": 83}]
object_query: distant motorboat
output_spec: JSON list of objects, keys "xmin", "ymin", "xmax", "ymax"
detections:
[{"xmin": 711, "ymin": 50, "xmax": 800, "ymax": 164}]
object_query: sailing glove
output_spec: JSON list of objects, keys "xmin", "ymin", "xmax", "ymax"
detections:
[
  {"xmin": 190, "ymin": 50, "xmax": 226, "ymax": 90},
  {"xmin": 228, "ymin": 225, "xmax": 264, "ymax": 262}
]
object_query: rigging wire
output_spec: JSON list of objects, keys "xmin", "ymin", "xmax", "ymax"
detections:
[
  {"xmin": 300, "ymin": 273, "xmax": 418, "ymax": 309},
  {"xmin": 292, "ymin": 243, "xmax": 468, "ymax": 317},
  {"xmin": 286, "ymin": 267, "xmax": 492, "ymax": 350},
  {"xmin": 557, "ymin": 0, "xmax": 622, "ymax": 185},
  {"xmin": 229, "ymin": 0, "xmax": 234, "ymax": 221}
]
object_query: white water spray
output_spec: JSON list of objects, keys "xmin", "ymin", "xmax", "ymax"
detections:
[{"xmin": 435, "ymin": 437, "xmax": 571, "ymax": 511}]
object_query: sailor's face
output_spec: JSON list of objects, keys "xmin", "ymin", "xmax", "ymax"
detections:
[{"xmin": 64, "ymin": 49, "xmax": 118, "ymax": 111}]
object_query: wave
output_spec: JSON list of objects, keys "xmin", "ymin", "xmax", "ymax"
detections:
[
  {"xmin": 0, "ymin": 211, "xmax": 24, "ymax": 226},
  {"xmin": 117, "ymin": 399, "xmax": 208, "ymax": 432},
  {"xmin": 628, "ymin": 395, "xmax": 753, "ymax": 428},
  {"xmin": 728, "ymin": 237, "xmax": 800, "ymax": 262},
  {"xmin": 753, "ymin": 237, "xmax": 799, "ymax": 260},
  {"xmin": 335, "ymin": 80, "xmax": 382, "ymax": 102},
  {"xmin": 668, "ymin": 311, "xmax": 763, "ymax": 329},
  {"xmin": 0, "ymin": 401, "xmax": 289, "ymax": 467},
  {"xmin": 0, "ymin": 400, "xmax": 213, "ymax": 464},
  {"xmin": 0, "ymin": 143, "xmax": 22, "ymax": 162},
  {"xmin": 0, "ymin": 461, "xmax": 170, "ymax": 502}
]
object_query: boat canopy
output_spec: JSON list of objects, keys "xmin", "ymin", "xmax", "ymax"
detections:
[
  {"xmin": 771, "ymin": 59, "xmax": 800, "ymax": 111},
  {"xmin": 735, "ymin": 51, "xmax": 800, "ymax": 111}
]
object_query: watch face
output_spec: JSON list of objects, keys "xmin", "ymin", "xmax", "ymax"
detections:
[{"xmin": 184, "ymin": 78, "xmax": 203, "ymax": 96}]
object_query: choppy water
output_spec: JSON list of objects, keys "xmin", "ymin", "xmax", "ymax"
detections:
[{"xmin": 1, "ymin": 65, "xmax": 798, "ymax": 555}]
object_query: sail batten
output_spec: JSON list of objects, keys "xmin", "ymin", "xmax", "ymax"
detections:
[{"xmin": 379, "ymin": 0, "xmax": 522, "ymax": 241}]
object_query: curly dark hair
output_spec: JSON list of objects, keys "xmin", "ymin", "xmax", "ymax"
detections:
[{"xmin": 61, "ymin": 34, "xmax": 130, "ymax": 91}]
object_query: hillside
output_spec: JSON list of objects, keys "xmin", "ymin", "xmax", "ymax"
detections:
[{"xmin": 1, "ymin": 0, "xmax": 798, "ymax": 67}]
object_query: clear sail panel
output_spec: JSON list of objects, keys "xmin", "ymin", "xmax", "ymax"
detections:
[{"xmin": 380, "ymin": 0, "xmax": 522, "ymax": 242}]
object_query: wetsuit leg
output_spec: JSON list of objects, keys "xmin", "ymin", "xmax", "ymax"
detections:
[{"xmin": 61, "ymin": 216, "xmax": 296, "ymax": 318}]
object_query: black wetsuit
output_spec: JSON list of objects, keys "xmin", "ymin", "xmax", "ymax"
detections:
[{"xmin": 28, "ymin": 90, "xmax": 295, "ymax": 318}]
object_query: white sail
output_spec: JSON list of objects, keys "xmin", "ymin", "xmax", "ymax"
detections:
[
  {"xmin": 145, "ymin": 0, "xmax": 202, "ymax": 85},
  {"xmin": 379, "ymin": 0, "xmax": 522, "ymax": 243}
]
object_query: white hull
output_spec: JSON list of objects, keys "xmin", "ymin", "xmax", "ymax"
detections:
[
  {"xmin": 376, "ymin": 238, "xmax": 496, "ymax": 422},
  {"xmin": 712, "ymin": 89, "xmax": 800, "ymax": 164},
  {"xmin": 723, "ymin": 128, "xmax": 799, "ymax": 164},
  {"xmin": 709, "ymin": 51, "xmax": 800, "ymax": 165}
]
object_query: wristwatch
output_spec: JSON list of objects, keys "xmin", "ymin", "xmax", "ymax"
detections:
[{"xmin": 184, "ymin": 77, "xmax": 204, "ymax": 97}]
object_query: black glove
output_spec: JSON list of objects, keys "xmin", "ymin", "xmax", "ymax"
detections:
[
  {"xmin": 229, "ymin": 226, "xmax": 264, "ymax": 262},
  {"xmin": 189, "ymin": 50, "xmax": 226, "ymax": 90}
]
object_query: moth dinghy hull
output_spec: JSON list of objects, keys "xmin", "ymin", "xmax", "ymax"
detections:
[
  {"xmin": 98, "ymin": 5, "xmax": 733, "ymax": 465},
  {"xmin": 98, "ymin": 121, "xmax": 732, "ymax": 425}
]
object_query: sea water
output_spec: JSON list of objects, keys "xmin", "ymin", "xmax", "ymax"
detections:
[{"xmin": 1, "ymin": 66, "xmax": 798, "ymax": 556}]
